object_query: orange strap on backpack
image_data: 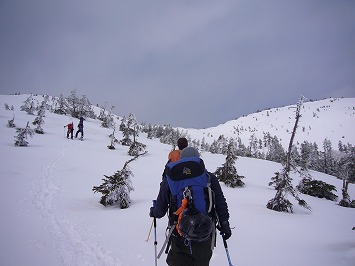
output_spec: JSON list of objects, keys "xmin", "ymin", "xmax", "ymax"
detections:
[{"xmin": 173, "ymin": 198, "xmax": 188, "ymax": 236}]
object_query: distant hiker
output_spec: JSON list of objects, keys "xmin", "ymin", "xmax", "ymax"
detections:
[
  {"xmin": 64, "ymin": 122, "xmax": 74, "ymax": 139},
  {"xmin": 168, "ymin": 137, "xmax": 188, "ymax": 163},
  {"xmin": 150, "ymin": 147, "xmax": 232, "ymax": 266},
  {"xmin": 75, "ymin": 116, "xmax": 85, "ymax": 138}
]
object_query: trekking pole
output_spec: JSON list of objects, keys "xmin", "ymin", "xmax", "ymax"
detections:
[
  {"xmin": 145, "ymin": 219, "xmax": 154, "ymax": 242},
  {"xmin": 154, "ymin": 216, "xmax": 158, "ymax": 266},
  {"xmin": 223, "ymin": 238, "xmax": 233, "ymax": 266},
  {"xmin": 152, "ymin": 200, "xmax": 158, "ymax": 266}
]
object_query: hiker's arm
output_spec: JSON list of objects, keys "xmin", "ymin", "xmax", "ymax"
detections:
[
  {"xmin": 152, "ymin": 177, "xmax": 170, "ymax": 219},
  {"xmin": 210, "ymin": 173, "xmax": 230, "ymax": 222}
]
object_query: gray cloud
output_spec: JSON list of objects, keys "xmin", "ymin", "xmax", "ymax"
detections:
[{"xmin": 1, "ymin": 0, "xmax": 354, "ymax": 128}]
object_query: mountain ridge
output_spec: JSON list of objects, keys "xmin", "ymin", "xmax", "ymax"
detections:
[
  {"xmin": 1, "ymin": 94, "xmax": 354, "ymax": 150},
  {"xmin": 181, "ymin": 97, "xmax": 355, "ymax": 149}
]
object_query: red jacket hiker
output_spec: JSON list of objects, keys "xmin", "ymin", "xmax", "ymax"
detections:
[{"xmin": 65, "ymin": 122, "xmax": 74, "ymax": 139}]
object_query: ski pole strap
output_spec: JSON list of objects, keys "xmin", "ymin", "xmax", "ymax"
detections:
[{"xmin": 157, "ymin": 225, "xmax": 175, "ymax": 259}]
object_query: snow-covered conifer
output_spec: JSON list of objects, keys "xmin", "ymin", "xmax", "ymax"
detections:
[
  {"xmin": 267, "ymin": 96, "xmax": 310, "ymax": 213},
  {"xmin": 14, "ymin": 122, "xmax": 34, "ymax": 146},
  {"xmin": 32, "ymin": 104, "xmax": 46, "ymax": 134},
  {"xmin": 320, "ymin": 138, "xmax": 336, "ymax": 175},
  {"xmin": 338, "ymin": 147, "xmax": 355, "ymax": 208},
  {"xmin": 298, "ymin": 179, "xmax": 338, "ymax": 201},
  {"xmin": 92, "ymin": 156, "xmax": 140, "ymax": 208},
  {"xmin": 119, "ymin": 116, "xmax": 132, "ymax": 146},
  {"xmin": 32, "ymin": 115, "xmax": 45, "ymax": 134},
  {"xmin": 7, "ymin": 116, "xmax": 16, "ymax": 128},
  {"xmin": 107, "ymin": 128, "xmax": 119, "ymax": 150},
  {"xmin": 100, "ymin": 105, "xmax": 115, "ymax": 129},
  {"xmin": 53, "ymin": 94, "xmax": 68, "ymax": 115},
  {"xmin": 214, "ymin": 138, "xmax": 245, "ymax": 187},
  {"xmin": 66, "ymin": 90, "xmax": 81, "ymax": 118},
  {"xmin": 128, "ymin": 142, "xmax": 147, "ymax": 156},
  {"xmin": 20, "ymin": 95, "xmax": 36, "ymax": 115}
]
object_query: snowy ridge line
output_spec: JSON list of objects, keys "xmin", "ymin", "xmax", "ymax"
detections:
[{"xmin": 33, "ymin": 140, "xmax": 122, "ymax": 265}]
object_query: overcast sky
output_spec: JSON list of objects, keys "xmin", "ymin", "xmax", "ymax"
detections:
[{"xmin": 1, "ymin": 0, "xmax": 354, "ymax": 128}]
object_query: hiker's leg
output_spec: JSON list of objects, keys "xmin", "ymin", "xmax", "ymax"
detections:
[
  {"xmin": 190, "ymin": 238, "xmax": 212, "ymax": 266},
  {"xmin": 166, "ymin": 236, "xmax": 194, "ymax": 266}
]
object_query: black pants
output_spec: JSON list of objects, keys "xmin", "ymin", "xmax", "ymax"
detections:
[
  {"xmin": 166, "ymin": 236, "xmax": 212, "ymax": 266},
  {"xmin": 75, "ymin": 128, "xmax": 83, "ymax": 138}
]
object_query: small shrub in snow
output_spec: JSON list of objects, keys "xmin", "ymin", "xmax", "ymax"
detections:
[
  {"xmin": 128, "ymin": 142, "xmax": 147, "ymax": 156},
  {"xmin": 92, "ymin": 158, "xmax": 135, "ymax": 208},
  {"xmin": 107, "ymin": 128, "xmax": 119, "ymax": 150},
  {"xmin": 7, "ymin": 117, "xmax": 16, "ymax": 128},
  {"xmin": 297, "ymin": 179, "xmax": 338, "ymax": 201},
  {"xmin": 14, "ymin": 122, "xmax": 34, "ymax": 147}
]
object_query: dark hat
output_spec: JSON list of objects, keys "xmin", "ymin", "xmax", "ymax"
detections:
[
  {"xmin": 177, "ymin": 137, "xmax": 188, "ymax": 150},
  {"xmin": 180, "ymin": 147, "xmax": 200, "ymax": 158}
]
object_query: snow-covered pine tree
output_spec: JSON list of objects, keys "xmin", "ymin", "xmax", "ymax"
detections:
[
  {"xmin": 297, "ymin": 179, "xmax": 338, "ymax": 201},
  {"xmin": 107, "ymin": 128, "xmax": 119, "ymax": 150},
  {"xmin": 320, "ymin": 138, "xmax": 336, "ymax": 175},
  {"xmin": 78, "ymin": 94, "xmax": 95, "ymax": 119},
  {"xmin": 146, "ymin": 124, "xmax": 154, "ymax": 139},
  {"xmin": 214, "ymin": 138, "xmax": 245, "ymax": 187},
  {"xmin": 297, "ymin": 141, "xmax": 338, "ymax": 202},
  {"xmin": 100, "ymin": 105, "xmax": 115, "ymax": 129},
  {"xmin": 66, "ymin": 90, "xmax": 95, "ymax": 118},
  {"xmin": 338, "ymin": 146, "xmax": 355, "ymax": 208},
  {"xmin": 14, "ymin": 122, "xmax": 34, "ymax": 147},
  {"xmin": 32, "ymin": 115, "xmax": 44, "ymax": 134},
  {"xmin": 53, "ymin": 94, "xmax": 68, "ymax": 115},
  {"xmin": 92, "ymin": 155, "xmax": 140, "ymax": 208},
  {"xmin": 119, "ymin": 116, "xmax": 132, "ymax": 146},
  {"xmin": 209, "ymin": 135, "xmax": 227, "ymax": 154},
  {"xmin": 20, "ymin": 95, "xmax": 36, "ymax": 115},
  {"xmin": 266, "ymin": 135, "xmax": 285, "ymax": 163},
  {"xmin": 267, "ymin": 96, "xmax": 310, "ymax": 213},
  {"xmin": 128, "ymin": 142, "xmax": 147, "ymax": 156},
  {"xmin": 7, "ymin": 116, "xmax": 16, "ymax": 128},
  {"xmin": 66, "ymin": 89, "xmax": 81, "ymax": 118},
  {"xmin": 127, "ymin": 115, "xmax": 147, "ymax": 156},
  {"xmin": 40, "ymin": 95, "xmax": 51, "ymax": 112},
  {"xmin": 32, "ymin": 101, "xmax": 46, "ymax": 134}
]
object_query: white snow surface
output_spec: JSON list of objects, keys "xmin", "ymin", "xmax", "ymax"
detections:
[{"xmin": 0, "ymin": 94, "xmax": 354, "ymax": 266}]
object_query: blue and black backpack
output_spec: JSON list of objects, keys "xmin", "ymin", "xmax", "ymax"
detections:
[{"xmin": 164, "ymin": 157, "xmax": 214, "ymax": 242}]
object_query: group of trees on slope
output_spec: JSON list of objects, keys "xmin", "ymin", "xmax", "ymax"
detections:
[{"xmin": 4, "ymin": 93, "xmax": 354, "ymax": 211}]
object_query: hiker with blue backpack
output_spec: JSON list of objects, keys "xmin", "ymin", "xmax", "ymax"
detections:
[
  {"xmin": 75, "ymin": 116, "xmax": 85, "ymax": 139},
  {"xmin": 150, "ymin": 147, "xmax": 232, "ymax": 266}
]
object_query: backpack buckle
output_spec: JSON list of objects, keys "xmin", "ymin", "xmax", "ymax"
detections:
[{"xmin": 183, "ymin": 187, "xmax": 192, "ymax": 200}]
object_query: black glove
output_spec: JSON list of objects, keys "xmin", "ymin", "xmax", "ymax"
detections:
[
  {"xmin": 149, "ymin": 207, "xmax": 155, "ymax": 218},
  {"xmin": 219, "ymin": 221, "xmax": 232, "ymax": 240}
]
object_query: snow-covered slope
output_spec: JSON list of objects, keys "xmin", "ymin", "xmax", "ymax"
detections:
[
  {"xmin": 0, "ymin": 94, "xmax": 354, "ymax": 266},
  {"xmin": 183, "ymin": 98, "xmax": 355, "ymax": 149}
]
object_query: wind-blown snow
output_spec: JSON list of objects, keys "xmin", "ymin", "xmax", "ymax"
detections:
[{"xmin": 0, "ymin": 94, "xmax": 354, "ymax": 266}]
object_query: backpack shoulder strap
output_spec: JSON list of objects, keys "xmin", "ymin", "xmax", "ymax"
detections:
[{"xmin": 206, "ymin": 172, "xmax": 213, "ymax": 213}]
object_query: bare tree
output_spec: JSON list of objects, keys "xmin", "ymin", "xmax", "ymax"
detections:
[{"xmin": 267, "ymin": 96, "xmax": 310, "ymax": 213}]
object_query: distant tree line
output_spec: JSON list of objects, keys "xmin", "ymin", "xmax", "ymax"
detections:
[{"xmin": 141, "ymin": 124, "xmax": 355, "ymax": 185}]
